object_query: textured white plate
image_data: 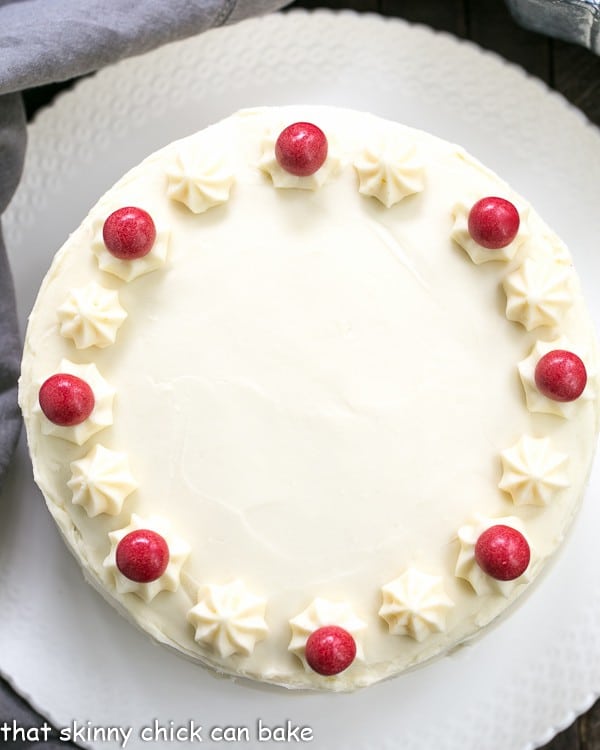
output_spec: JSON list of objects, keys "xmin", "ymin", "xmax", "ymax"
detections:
[{"xmin": 2, "ymin": 10, "xmax": 600, "ymax": 750}]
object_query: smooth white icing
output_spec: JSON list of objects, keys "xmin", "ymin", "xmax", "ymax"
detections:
[
  {"xmin": 353, "ymin": 139, "xmax": 425, "ymax": 207},
  {"xmin": 455, "ymin": 515, "xmax": 533, "ymax": 597},
  {"xmin": 188, "ymin": 580, "xmax": 268, "ymax": 657},
  {"xmin": 379, "ymin": 568, "xmax": 454, "ymax": 641},
  {"xmin": 499, "ymin": 434, "xmax": 569, "ymax": 506},
  {"xmin": 19, "ymin": 106, "xmax": 600, "ymax": 691},
  {"xmin": 503, "ymin": 258, "xmax": 573, "ymax": 330},
  {"xmin": 103, "ymin": 514, "xmax": 191, "ymax": 603},
  {"xmin": 538, "ymin": 230, "xmax": 572, "ymax": 265},
  {"xmin": 68, "ymin": 444, "xmax": 138, "ymax": 517},
  {"xmin": 450, "ymin": 199, "xmax": 529, "ymax": 264},
  {"xmin": 33, "ymin": 359, "xmax": 115, "ymax": 445},
  {"xmin": 518, "ymin": 336, "xmax": 597, "ymax": 418},
  {"xmin": 58, "ymin": 281, "xmax": 127, "ymax": 348},
  {"xmin": 166, "ymin": 148, "xmax": 235, "ymax": 214}
]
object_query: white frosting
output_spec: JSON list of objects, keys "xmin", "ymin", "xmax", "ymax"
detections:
[
  {"xmin": 166, "ymin": 148, "xmax": 235, "ymax": 214},
  {"xmin": 92, "ymin": 218, "xmax": 169, "ymax": 281},
  {"xmin": 33, "ymin": 359, "xmax": 115, "ymax": 445},
  {"xmin": 499, "ymin": 434, "xmax": 569, "ymax": 506},
  {"xmin": 455, "ymin": 516, "xmax": 533, "ymax": 597},
  {"xmin": 379, "ymin": 568, "xmax": 454, "ymax": 642},
  {"xmin": 518, "ymin": 336, "xmax": 597, "ymax": 418},
  {"xmin": 19, "ymin": 107, "xmax": 600, "ymax": 691},
  {"xmin": 539, "ymin": 230, "xmax": 572, "ymax": 265},
  {"xmin": 103, "ymin": 514, "xmax": 191, "ymax": 603},
  {"xmin": 353, "ymin": 140, "xmax": 425, "ymax": 207},
  {"xmin": 450, "ymin": 199, "xmax": 529, "ymax": 264},
  {"xmin": 187, "ymin": 580, "xmax": 268, "ymax": 658},
  {"xmin": 58, "ymin": 281, "xmax": 127, "ymax": 348},
  {"xmin": 68, "ymin": 444, "xmax": 138, "ymax": 517},
  {"xmin": 257, "ymin": 128, "xmax": 340, "ymax": 189},
  {"xmin": 288, "ymin": 598, "xmax": 367, "ymax": 670},
  {"xmin": 503, "ymin": 258, "xmax": 573, "ymax": 330}
]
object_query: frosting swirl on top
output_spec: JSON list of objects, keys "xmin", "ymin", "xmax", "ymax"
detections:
[
  {"xmin": 166, "ymin": 147, "xmax": 235, "ymax": 214},
  {"xmin": 499, "ymin": 434, "xmax": 569, "ymax": 506},
  {"xmin": 379, "ymin": 568, "xmax": 454, "ymax": 642},
  {"xmin": 353, "ymin": 139, "xmax": 425, "ymax": 207},
  {"xmin": 58, "ymin": 281, "xmax": 127, "ymax": 349},
  {"xmin": 188, "ymin": 580, "xmax": 268, "ymax": 658},
  {"xmin": 68, "ymin": 444, "xmax": 138, "ymax": 517}
]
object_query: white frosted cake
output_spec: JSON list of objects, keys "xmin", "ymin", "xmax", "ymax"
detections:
[{"xmin": 19, "ymin": 106, "xmax": 599, "ymax": 690}]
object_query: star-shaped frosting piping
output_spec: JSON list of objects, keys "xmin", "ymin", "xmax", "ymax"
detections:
[
  {"xmin": 503, "ymin": 258, "xmax": 573, "ymax": 330},
  {"xmin": 499, "ymin": 434, "xmax": 569, "ymax": 506},
  {"xmin": 68, "ymin": 444, "xmax": 137, "ymax": 517},
  {"xmin": 379, "ymin": 568, "xmax": 454, "ymax": 641},
  {"xmin": 353, "ymin": 139, "xmax": 425, "ymax": 207},
  {"xmin": 58, "ymin": 281, "xmax": 127, "ymax": 349},
  {"xmin": 166, "ymin": 148, "xmax": 235, "ymax": 214},
  {"xmin": 187, "ymin": 580, "xmax": 268, "ymax": 658}
]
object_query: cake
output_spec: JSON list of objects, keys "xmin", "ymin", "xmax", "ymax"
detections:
[{"xmin": 18, "ymin": 106, "xmax": 600, "ymax": 691}]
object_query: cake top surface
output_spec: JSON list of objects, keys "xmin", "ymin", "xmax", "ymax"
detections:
[{"xmin": 19, "ymin": 106, "xmax": 600, "ymax": 690}]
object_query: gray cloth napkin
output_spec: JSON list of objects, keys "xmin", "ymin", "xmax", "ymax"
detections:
[{"xmin": 0, "ymin": 0, "xmax": 289, "ymax": 493}]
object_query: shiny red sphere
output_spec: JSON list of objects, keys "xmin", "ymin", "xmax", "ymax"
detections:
[
  {"xmin": 38, "ymin": 373, "xmax": 95, "ymax": 426},
  {"xmin": 116, "ymin": 530, "xmax": 170, "ymax": 583},
  {"xmin": 468, "ymin": 197, "xmax": 520, "ymax": 249},
  {"xmin": 534, "ymin": 349, "xmax": 587, "ymax": 402},
  {"xmin": 275, "ymin": 122, "xmax": 328, "ymax": 177},
  {"xmin": 103, "ymin": 206, "xmax": 156, "ymax": 260},
  {"xmin": 305, "ymin": 625, "xmax": 356, "ymax": 676},
  {"xmin": 474, "ymin": 524, "xmax": 530, "ymax": 581}
]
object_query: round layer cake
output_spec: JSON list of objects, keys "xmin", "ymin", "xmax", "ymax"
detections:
[{"xmin": 19, "ymin": 106, "xmax": 600, "ymax": 690}]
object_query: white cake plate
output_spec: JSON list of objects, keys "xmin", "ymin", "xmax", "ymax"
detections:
[{"xmin": 2, "ymin": 10, "xmax": 599, "ymax": 750}]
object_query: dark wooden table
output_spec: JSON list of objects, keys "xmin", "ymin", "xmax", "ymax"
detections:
[{"xmin": 13, "ymin": 1, "xmax": 600, "ymax": 749}]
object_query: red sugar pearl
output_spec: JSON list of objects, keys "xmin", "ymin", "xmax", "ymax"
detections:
[
  {"xmin": 305, "ymin": 625, "xmax": 356, "ymax": 676},
  {"xmin": 275, "ymin": 122, "xmax": 328, "ymax": 177},
  {"xmin": 103, "ymin": 207, "xmax": 156, "ymax": 260},
  {"xmin": 534, "ymin": 349, "xmax": 587, "ymax": 402},
  {"xmin": 467, "ymin": 197, "xmax": 520, "ymax": 249},
  {"xmin": 475, "ymin": 525, "xmax": 530, "ymax": 581},
  {"xmin": 39, "ymin": 373, "xmax": 95, "ymax": 426},
  {"xmin": 116, "ymin": 530, "xmax": 169, "ymax": 583}
]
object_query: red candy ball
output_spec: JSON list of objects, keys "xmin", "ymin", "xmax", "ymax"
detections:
[
  {"xmin": 534, "ymin": 349, "xmax": 587, "ymax": 402},
  {"xmin": 474, "ymin": 525, "xmax": 530, "ymax": 581},
  {"xmin": 116, "ymin": 530, "xmax": 169, "ymax": 583},
  {"xmin": 103, "ymin": 207, "xmax": 156, "ymax": 260},
  {"xmin": 275, "ymin": 122, "xmax": 328, "ymax": 177},
  {"xmin": 39, "ymin": 373, "xmax": 95, "ymax": 426},
  {"xmin": 467, "ymin": 197, "xmax": 520, "ymax": 249},
  {"xmin": 305, "ymin": 625, "xmax": 356, "ymax": 676}
]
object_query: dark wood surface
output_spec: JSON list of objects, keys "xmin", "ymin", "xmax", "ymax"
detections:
[{"xmin": 17, "ymin": 1, "xmax": 600, "ymax": 748}]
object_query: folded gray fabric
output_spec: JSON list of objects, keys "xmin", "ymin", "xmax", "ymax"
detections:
[
  {"xmin": 0, "ymin": 91, "xmax": 26, "ymax": 490},
  {"xmin": 0, "ymin": 0, "xmax": 289, "ymax": 494}
]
